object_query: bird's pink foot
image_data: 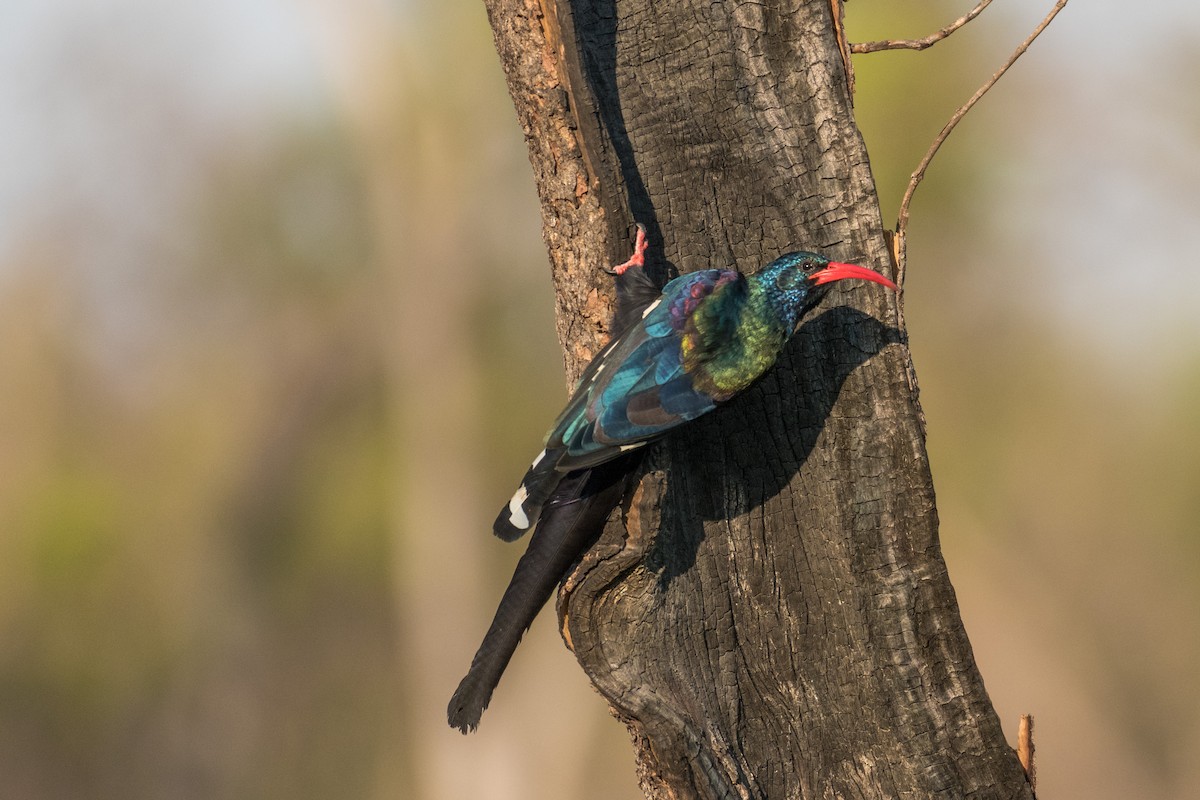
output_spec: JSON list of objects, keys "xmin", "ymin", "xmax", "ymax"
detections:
[{"xmin": 612, "ymin": 224, "xmax": 648, "ymax": 275}]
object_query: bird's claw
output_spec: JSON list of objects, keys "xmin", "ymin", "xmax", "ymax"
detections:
[{"xmin": 609, "ymin": 223, "xmax": 648, "ymax": 275}]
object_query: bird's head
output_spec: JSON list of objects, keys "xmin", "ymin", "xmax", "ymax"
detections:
[{"xmin": 759, "ymin": 251, "xmax": 898, "ymax": 329}]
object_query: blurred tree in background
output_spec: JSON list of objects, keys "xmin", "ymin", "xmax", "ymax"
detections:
[{"xmin": 0, "ymin": 1, "xmax": 1196, "ymax": 799}]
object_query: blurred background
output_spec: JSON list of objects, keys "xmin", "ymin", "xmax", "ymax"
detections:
[{"xmin": 0, "ymin": 1, "xmax": 1196, "ymax": 798}]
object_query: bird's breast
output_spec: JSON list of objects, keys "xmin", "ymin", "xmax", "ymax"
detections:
[{"xmin": 683, "ymin": 311, "xmax": 786, "ymax": 401}]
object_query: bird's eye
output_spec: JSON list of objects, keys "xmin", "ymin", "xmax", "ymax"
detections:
[{"xmin": 802, "ymin": 259, "xmax": 819, "ymax": 273}]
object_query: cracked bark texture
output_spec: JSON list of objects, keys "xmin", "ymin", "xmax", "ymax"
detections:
[{"xmin": 482, "ymin": 0, "xmax": 1034, "ymax": 797}]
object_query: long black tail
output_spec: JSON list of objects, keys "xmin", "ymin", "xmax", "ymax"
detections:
[{"xmin": 448, "ymin": 457, "xmax": 635, "ymax": 732}]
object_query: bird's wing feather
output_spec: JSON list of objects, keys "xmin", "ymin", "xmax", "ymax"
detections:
[{"xmin": 549, "ymin": 269, "xmax": 743, "ymax": 470}]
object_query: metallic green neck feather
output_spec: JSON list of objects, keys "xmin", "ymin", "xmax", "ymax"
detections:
[{"xmin": 682, "ymin": 279, "xmax": 791, "ymax": 400}]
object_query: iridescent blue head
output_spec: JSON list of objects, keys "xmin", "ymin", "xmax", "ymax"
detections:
[{"xmin": 756, "ymin": 251, "xmax": 898, "ymax": 330}]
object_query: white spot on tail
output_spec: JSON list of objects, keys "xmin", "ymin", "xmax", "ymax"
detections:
[
  {"xmin": 507, "ymin": 486, "xmax": 530, "ymax": 529},
  {"xmin": 641, "ymin": 299, "xmax": 661, "ymax": 318},
  {"xmin": 619, "ymin": 443, "xmax": 645, "ymax": 452},
  {"xmin": 530, "ymin": 449, "xmax": 547, "ymax": 469}
]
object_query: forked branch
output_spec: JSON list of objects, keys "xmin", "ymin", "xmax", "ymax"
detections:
[{"xmin": 891, "ymin": 0, "xmax": 1070, "ymax": 285}]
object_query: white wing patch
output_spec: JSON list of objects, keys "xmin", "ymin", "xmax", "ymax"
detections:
[
  {"xmin": 530, "ymin": 449, "xmax": 547, "ymax": 469},
  {"xmin": 507, "ymin": 486, "xmax": 530, "ymax": 529},
  {"xmin": 641, "ymin": 299, "xmax": 662, "ymax": 318}
]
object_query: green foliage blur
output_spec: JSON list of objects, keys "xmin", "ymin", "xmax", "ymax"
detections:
[{"xmin": 0, "ymin": 2, "xmax": 1195, "ymax": 799}]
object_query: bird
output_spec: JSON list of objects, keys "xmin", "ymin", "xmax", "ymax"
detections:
[{"xmin": 447, "ymin": 225, "xmax": 897, "ymax": 732}]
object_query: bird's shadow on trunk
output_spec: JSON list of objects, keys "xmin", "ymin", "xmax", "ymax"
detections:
[{"xmin": 645, "ymin": 306, "xmax": 902, "ymax": 588}]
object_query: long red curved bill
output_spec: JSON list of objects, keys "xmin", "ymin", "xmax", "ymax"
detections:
[{"xmin": 813, "ymin": 261, "xmax": 899, "ymax": 290}]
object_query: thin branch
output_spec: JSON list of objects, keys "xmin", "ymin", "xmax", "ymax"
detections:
[
  {"xmin": 894, "ymin": 0, "xmax": 1069, "ymax": 281},
  {"xmin": 851, "ymin": 0, "xmax": 995, "ymax": 54}
]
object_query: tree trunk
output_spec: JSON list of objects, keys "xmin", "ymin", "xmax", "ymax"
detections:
[{"xmin": 482, "ymin": 1, "xmax": 1034, "ymax": 798}]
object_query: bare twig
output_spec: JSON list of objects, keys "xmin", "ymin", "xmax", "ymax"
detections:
[
  {"xmin": 892, "ymin": 0, "xmax": 1069, "ymax": 287},
  {"xmin": 851, "ymin": 0, "xmax": 995, "ymax": 54},
  {"xmin": 1017, "ymin": 714, "xmax": 1037, "ymax": 794}
]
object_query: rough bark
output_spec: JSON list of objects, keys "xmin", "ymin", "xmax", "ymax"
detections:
[{"xmin": 482, "ymin": 1, "xmax": 1034, "ymax": 798}]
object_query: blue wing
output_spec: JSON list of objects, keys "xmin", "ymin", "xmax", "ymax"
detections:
[{"xmin": 547, "ymin": 269, "xmax": 743, "ymax": 470}]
